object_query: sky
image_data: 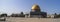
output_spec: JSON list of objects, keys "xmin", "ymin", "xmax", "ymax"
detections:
[{"xmin": 0, "ymin": 0, "xmax": 60, "ymax": 15}]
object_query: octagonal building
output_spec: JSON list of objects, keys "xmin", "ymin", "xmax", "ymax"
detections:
[{"xmin": 29, "ymin": 4, "xmax": 47, "ymax": 18}]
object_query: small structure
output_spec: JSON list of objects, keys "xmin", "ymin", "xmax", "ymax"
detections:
[
  {"xmin": 47, "ymin": 15, "xmax": 54, "ymax": 18},
  {"xmin": 0, "ymin": 13, "xmax": 7, "ymax": 21},
  {"xmin": 0, "ymin": 17, "xmax": 6, "ymax": 21},
  {"xmin": 11, "ymin": 12, "xmax": 25, "ymax": 17}
]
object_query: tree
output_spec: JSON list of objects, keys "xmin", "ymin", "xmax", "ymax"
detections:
[
  {"xmin": 54, "ymin": 13, "xmax": 60, "ymax": 18},
  {"xmin": 55, "ymin": 13, "xmax": 57, "ymax": 15},
  {"xmin": 19, "ymin": 12, "xmax": 25, "ymax": 17},
  {"xmin": 1, "ymin": 13, "xmax": 7, "ymax": 17},
  {"xmin": 20, "ymin": 12, "xmax": 24, "ymax": 15}
]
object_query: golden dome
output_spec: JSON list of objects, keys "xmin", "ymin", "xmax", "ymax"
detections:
[
  {"xmin": 31, "ymin": 4, "xmax": 41, "ymax": 12},
  {"xmin": 32, "ymin": 4, "xmax": 40, "ymax": 10}
]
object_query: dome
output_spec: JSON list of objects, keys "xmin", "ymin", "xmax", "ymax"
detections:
[
  {"xmin": 32, "ymin": 4, "xmax": 40, "ymax": 10},
  {"xmin": 31, "ymin": 4, "xmax": 41, "ymax": 12}
]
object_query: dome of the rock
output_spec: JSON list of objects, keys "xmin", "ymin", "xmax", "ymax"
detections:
[
  {"xmin": 31, "ymin": 4, "xmax": 41, "ymax": 12},
  {"xmin": 32, "ymin": 4, "xmax": 40, "ymax": 10}
]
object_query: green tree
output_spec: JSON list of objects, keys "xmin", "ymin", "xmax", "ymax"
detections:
[{"xmin": 1, "ymin": 13, "xmax": 7, "ymax": 17}]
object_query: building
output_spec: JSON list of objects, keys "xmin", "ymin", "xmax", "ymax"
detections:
[
  {"xmin": 26, "ymin": 4, "xmax": 47, "ymax": 18},
  {"xmin": 11, "ymin": 12, "xmax": 25, "ymax": 17}
]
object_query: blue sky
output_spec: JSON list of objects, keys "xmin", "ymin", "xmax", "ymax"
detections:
[{"xmin": 0, "ymin": 0, "xmax": 60, "ymax": 15}]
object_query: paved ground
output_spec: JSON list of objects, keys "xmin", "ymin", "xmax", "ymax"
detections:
[{"xmin": 0, "ymin": 17, "xmax": 60, "ymax": 22}]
